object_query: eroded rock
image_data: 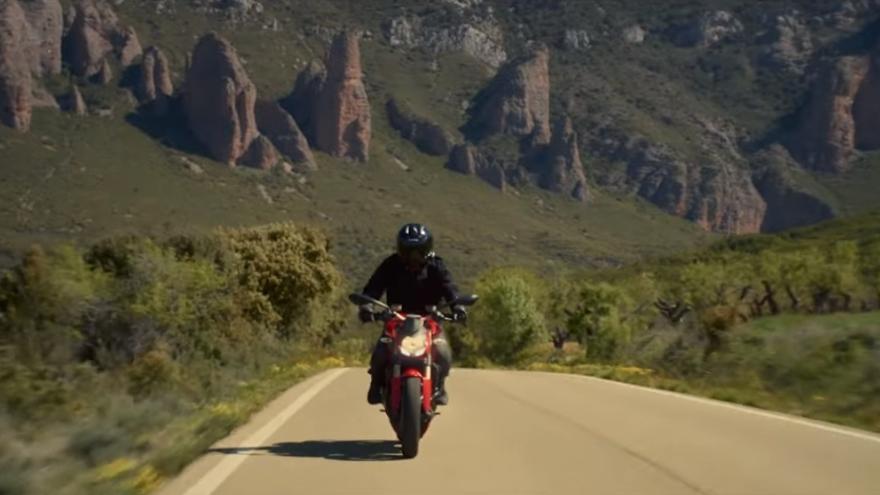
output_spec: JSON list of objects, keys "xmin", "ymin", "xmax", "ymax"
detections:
[
  {"xmin": 465, "ymin": 43, "xmax": 551, "ymax": 144},
  {"xmin": 183, "ymin": 33, "xmax": 261, "ymax": 165},
  {"xmin": 386, "ymin": 98, "xmax": 455, "ymax": 156},
  {"xmin": 313, "ymin": 32, "xmax": 371, "ymax": 161}
]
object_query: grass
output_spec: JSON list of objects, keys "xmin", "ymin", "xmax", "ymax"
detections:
[
  {"xmin": 524, "ymin": 311, "xmax": 880, "ymax": 434},
  {"xmin": 1, "ymin": 354, "xmax": 362, "ymax": 495},
  {"xmin": 820, "ymin": 153, "xmax": 880, "ymax": 216}
]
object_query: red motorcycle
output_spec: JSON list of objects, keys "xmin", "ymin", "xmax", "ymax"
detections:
[{"xmin": 349, "ymin": 293, "xmax": 478, "ymax": 458}]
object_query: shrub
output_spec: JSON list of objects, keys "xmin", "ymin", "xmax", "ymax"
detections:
[
  {"xmin": 565, "ymin": 282, "xmax": 633, "ymax": 362},
  {"xmin": 219, "ymin": 223, "xmax": 345, "ymax": 345},
  {"xmin": 470, "ymin": 269, "xmax": 547, "ymax": 365}
]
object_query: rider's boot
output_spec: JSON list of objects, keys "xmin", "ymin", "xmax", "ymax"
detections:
[
  {"xmin": 367, "ymin": 371, "xmax": 382, "ymax": 405},
  {"xmin": 434, "ymin": 373, "xmax": 449, "ymax": 406}
]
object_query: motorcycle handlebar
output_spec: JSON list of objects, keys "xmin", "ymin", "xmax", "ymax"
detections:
[{"xmin": 367, "ymin": 310, "xmax": 459, "ymax": 323}]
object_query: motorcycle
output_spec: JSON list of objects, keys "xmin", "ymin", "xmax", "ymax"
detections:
[{"xmin": 349, "ymin": 292, "xmax": 478, "ymax": 458}]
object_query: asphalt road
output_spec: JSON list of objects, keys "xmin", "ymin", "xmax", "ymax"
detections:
[{"xmin": 158, "ymin": 368, "xmax": 880, "ymax": 495}]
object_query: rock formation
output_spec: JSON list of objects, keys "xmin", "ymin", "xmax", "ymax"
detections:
[
  {"xmin": 183, "ymin": 33, "xmax": 271, "ymax": 167},
  {"xmin": 622, "ymin": 25, "xmax": 646, "ymax": 44},
  {"xmin": 282, "ymin": 59, "xmax": 325, "ymax": 141},
  {"xmin": 312, "ymin": 32, "xmax": 371, "ymax": 161},
  {"xmin": 853, "ymin": 42, "xmax": 880, "ymax": 151},
  {"xmin": 759, "ymin": 11, "xmax": 814, "ymax": 75},
  {"xmin": 0, "ymin": 0, "xmax": 64, "ymax": 131},
  {"xmin": 386, "ymin": 98, "xmax": 455, "ymax": 156},
  {"xmin": 0, "ymin": 0, "xmax": 32, "ymax": 130},
  {"xmin": 64, "ymin": 0, "xmax": 142, "ymax": 79},
  {"xmin": 20, "ymin": 0, "xmax": 64, "ymax": 76},
  {"xmin": 790, "ymin": 56, "xmax": 869, "ymax": 173},
  {"xmin": 239, "ymin": 135, "xmax": 279, "ymax": 170},
  {"xmin": 383, "ymin": 7, "xmax": 507, "ymax": 69},
  {"xmin": 447, "ymin": 144, "xmax": 506, "ymax": 191},
  {"xmin": 137, "ymin": 46, "xmax": 174, "ymax": 114},
  {"xmin": 255, "ymin": 99, "xmax": 315, "ymax": 171},
  {"xmin": 752, "ymin": 146, "xmax": 836, "ymax": 232},
  {"xmin": 561, "ymin": 30, "xmax": 590, "ymax": 51},
  {"xmin": 465, "ymin": 43, "xmax": 551, "ymax": 144},
  {"xmin": 536, "ymin": 117, "xmax": 588, "ymax": 201},
  {"xmin": 673, "ymin": 11, "xmax": 743, "ymax": 47},
  {"xmin": 118, "ymin": 26, "xmax": 143, "ymax": 67},
  {"xmin": 68, "ymin": 85, "xmax": 87, "ymax": 115},
  {"xmin": 592, "ymin": 129, "xmax": 765, "ymax": 234},
  {"xmin": 96, "ymin": 57, "xmax": 113, "ymax": 84}
]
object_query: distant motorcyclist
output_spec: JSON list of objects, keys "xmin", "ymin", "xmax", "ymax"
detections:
[{"xmin": 359, "ymin": 223, "xmax": 464, "ymax": 406}]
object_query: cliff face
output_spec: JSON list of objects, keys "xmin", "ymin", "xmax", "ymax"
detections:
[
  {"xmin": 789, "ymin": 57, "xmax": 870, "ymax": 173},
  {"xmin": 592, "ymin": 129, "xmax": 766, "ymax": 234}
]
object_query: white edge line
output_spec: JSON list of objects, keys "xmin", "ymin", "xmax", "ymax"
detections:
[
  {"xmin": 181, "ymin": 368, "xmax": 349, "ymax": 495},
  {"xmin": 540, "ymin": 370, "xmax": 880, "ymax": 445}
]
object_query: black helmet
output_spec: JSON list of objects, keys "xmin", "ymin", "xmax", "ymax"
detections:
[{"xmin": 397, "ymin": 223, "xmax": 433, "ymax": 266}]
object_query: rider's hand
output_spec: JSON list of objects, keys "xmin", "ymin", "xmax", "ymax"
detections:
[
  {"xmin": 452, "ymin": 305, "xmax": 468, "ymax": 322},
  {"xmin": 358, "ymin": 305, "xmax": 375, "ymax": 323}
]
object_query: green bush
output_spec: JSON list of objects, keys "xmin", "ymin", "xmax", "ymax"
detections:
[
  {"xmin": 219, "ymin": 223, "xmax": 345, "ymax": 345},
  {"xmin": 0, "ymin": 222, "xmax": 350, "ymax": 494},
  {"xmin": 470, "ymin": 269, "xmax": 547, "ymax": 365},
  {"xmin": 565, "ymin": 282, "xmax": 634, "ymax": 362}
]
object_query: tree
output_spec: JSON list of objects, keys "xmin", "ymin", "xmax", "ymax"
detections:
[
  {"xmin": 566, "ymin": 282, "xmax": 632, "ymax": 362},
  {"xmin": 860, "ymin": 241, "xmax": 880, "ymax": 309},
  {"xmin": 471, "ymin": 269, "xmax": 547, "ymax": 365}
]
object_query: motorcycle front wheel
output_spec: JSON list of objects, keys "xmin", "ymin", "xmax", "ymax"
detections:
[{"xmin": 399, "ymin": 376, "xmax": 422, "ymax": 458}]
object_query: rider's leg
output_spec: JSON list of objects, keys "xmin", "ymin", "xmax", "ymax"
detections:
[
  {"xmin": 432, "ymin": 335, "xmax": 452, "ymax": 405},
  {"xmin": 367, "ymin": 337, "xmax": 387, "ymax": 404}
]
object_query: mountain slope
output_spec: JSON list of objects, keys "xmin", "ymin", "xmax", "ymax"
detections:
[{"xmin": 2, "ymin": 0, "xmax": 879, "ymax": 277}]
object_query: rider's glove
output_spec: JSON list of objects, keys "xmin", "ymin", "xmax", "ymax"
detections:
[
  {"xmin": 358, "ymin": 305, "xmax": 375, "ymax": 323},
  {"xmin": 452, "ymin": 305, "xmax": 468, "ymax": 322}
]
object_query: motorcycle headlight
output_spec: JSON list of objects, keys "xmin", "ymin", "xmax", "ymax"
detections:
[{"xmin": 399, "ymin": 335, "xmax": 427, "ymax": 357}]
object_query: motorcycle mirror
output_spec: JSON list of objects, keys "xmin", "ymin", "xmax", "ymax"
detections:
[
  {"xmin": 425, "ymin": 305, "xmax": 438, "ymax": 314},
  {"xmin": 348, "ymin": 293, "xmax": 389, "ymax": 310},
  {"xmin": 451, "ymin": 294, "xmax": 479, "ymax": 307}
]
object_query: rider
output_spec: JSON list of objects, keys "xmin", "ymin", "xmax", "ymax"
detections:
[{"xmin": 359, "ymin": 223, "xmax": 465, "ymax": 406}]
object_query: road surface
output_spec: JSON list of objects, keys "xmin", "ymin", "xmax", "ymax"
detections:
[{"xmin": 158, "ymin": 368, "xmax": 880, "ymax": 495}]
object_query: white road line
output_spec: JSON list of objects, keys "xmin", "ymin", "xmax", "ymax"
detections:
[
  {"xmin": 181, "ymin": 368, "xmax": 348, "ymax": 495},
  {"xmin": 550, "ymin": 371, "xmax": 880, "ymax": 444}
]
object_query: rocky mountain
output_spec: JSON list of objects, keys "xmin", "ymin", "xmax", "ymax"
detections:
[{"xmin": 1, "ymin": 0, "xmax": 880, "ymax": 240}]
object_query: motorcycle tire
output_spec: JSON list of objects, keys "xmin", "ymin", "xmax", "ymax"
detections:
[{"xmin": 400, "ymin": 376, "xmax": 422, "ymax": 458}]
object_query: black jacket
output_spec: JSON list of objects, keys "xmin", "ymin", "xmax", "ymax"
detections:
[{"xmin": 362, "ymin": 254, "xmax": 459, "ymax": 314}]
